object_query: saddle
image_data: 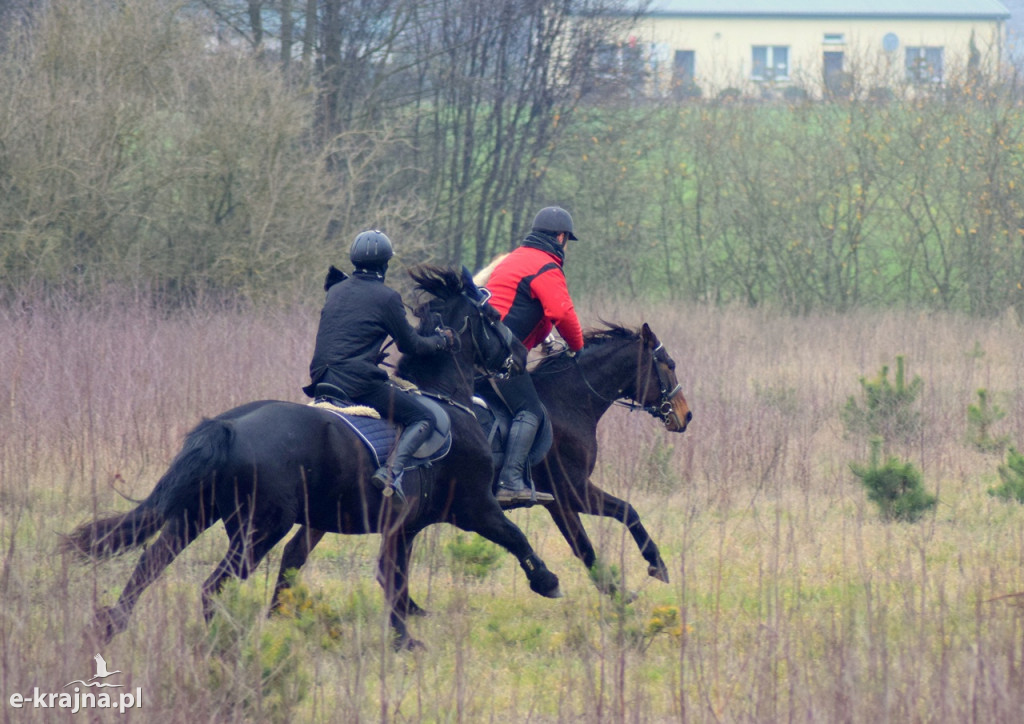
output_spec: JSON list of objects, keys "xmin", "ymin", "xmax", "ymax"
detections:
[
  {"xmin": 309, "ymin": 383, "xmax": 452, "ymax": 471},
  {"xmin": 471, "ymin": 380, "xmax": 553, "ymax": 476}
]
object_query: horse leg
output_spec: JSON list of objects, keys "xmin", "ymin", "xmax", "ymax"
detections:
[
  {"xmin": 94, "ymin": 517, "xmax": 200, "ymax": 643},
  {"xmin": 376, "ymin": 528, "xmax": 428, "ymax": 618},
  {"xmin": 451, "ymin": 501, "xmax": 562, "ymax": 599},
  {"xmin": 270, "ymin": 526, "xmax": 326, "ymax": 612},
  {"xmin": 201, "ymin": 519, "xmax": 292, "ymax": 622},
  {"xmin": 592, "ymin": 490, "xmax": 670, "ymax": 583},
  {"xmin": 376, "ymin": 528, "xmax": 422, "ymax": 651},
  {"xmin": 545, "ymin": 505, "xmax": 631, "ymax": 598}
]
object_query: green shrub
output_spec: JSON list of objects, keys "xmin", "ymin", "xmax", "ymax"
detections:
[
  {"xmin": 851, "ymin": 438, "xmax": 936, "ymax": 522},
  {"xmin": 446, "ymin": 533, "xmax": 503, "ymax": 580},
  {"xmin": 203, "ymin": 581, "xmax": 309, "ymax": 723},
  {"xmin": 842, "ymin": 356, "xmax": 922, "ymax": 446},
  {"xmin": 988, "ymin": 447, "xmax": 1024, "ymax": 503},
  {"xmin": 967, "ymin": 388, "xmax": 1009, "ymax": 453}
]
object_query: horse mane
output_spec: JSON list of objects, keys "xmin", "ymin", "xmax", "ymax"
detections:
[
  {"xmin": 532, "ymin": 323, "xmax": 639, "ymax": 373},
  {"xmin": 408, "ymin": 264, "xmax": 462, "ymax": 301}
]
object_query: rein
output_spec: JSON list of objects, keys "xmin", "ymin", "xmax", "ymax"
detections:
[
  {"xmin": 414, "ymin": 388, "xmax": 476, "ymax": 417},
  {"xmin": 562, "ymin": 342, "xmax": 681, "ymax": 425}
]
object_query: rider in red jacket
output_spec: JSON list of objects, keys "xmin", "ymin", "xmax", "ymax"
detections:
[{"xmin": 484, "ymin": 206, "xmax": 583, "ymax": 503}]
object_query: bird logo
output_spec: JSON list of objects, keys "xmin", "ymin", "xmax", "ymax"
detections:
[{"xmin": 64, "ymin": 654, "xmax": 124, "ymax": 689}]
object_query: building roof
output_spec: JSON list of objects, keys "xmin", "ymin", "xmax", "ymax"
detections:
[{"xmin": 647, "ymin": 1, "xmax": 1011, "ymax": 21}]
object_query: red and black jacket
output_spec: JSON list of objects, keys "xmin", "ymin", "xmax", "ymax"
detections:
[{"xmin": 485, "ymin": 234, "xmax": 584, "ymax": 352}]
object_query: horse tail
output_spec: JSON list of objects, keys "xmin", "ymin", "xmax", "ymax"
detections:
[{"xmin": 62, "ymin": 418, "xmax": 233, "ymax": 560}]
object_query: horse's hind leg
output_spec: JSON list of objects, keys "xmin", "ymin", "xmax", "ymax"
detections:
[
  {"xmin": 270, "ymin": 526, "xmax": 326, "ymax": 611},
  {"xmin": 376, "ymin": 528, "xmax": 424, "ymax": 650},
  {"xmin": 202, "ymin": 521, "xmax": 292, "ymax": 622},
  {"xmin": 377, "ymin": 529, "xmax": 428, "ymax": 618},
  {"xmin": 95, "ymin": 516, "xmax": 200, "ymax": 643}
]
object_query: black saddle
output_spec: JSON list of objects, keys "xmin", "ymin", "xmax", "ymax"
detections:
[{"xmin": 471, "ymin": 381, "xmax": 553, "ymax": 472}]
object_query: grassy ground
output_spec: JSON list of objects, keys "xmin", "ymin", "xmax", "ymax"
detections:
[{"xmin": 4, "ymin": 296, "xmax": 1024, "ymax": 722}]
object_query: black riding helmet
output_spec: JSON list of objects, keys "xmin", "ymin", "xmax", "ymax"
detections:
[
  {"xmin": 350, "ymin": 229, "xmax": 394, "ymax": 272},
  {"xmin": 532, "ymin": 206, "xmax": 578, "ymax": 241}
]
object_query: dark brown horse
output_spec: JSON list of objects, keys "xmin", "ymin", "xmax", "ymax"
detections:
[
  {"xmin": 271, "ymin": 322, "xmax": 690, "ymax": 613},
  {"xmin": 62, "ymin": 266, "xmax": 561, "ymax": 649}
]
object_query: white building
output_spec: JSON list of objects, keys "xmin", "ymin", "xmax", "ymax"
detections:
[{"xmin": 613, "ymin": 0, "xmax": 1011, "ymax": 99}]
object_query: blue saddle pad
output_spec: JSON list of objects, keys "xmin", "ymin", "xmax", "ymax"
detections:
[{"xmin": 313, "ymin": 396, "xmax": 452, "ymax": 470}]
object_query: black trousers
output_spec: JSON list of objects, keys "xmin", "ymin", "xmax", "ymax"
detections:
[
  {"xmin": 354, "ymin": 380, "xmax": 434, "ymax": 428},
  {"xmin": 491, "ymin": 370, "xmax": 544, "ymax": 418}
]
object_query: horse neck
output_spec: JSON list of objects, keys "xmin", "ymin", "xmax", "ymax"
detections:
[
  {"xmin": 575, "ymin": 338, "xmax": 644, "ymax": 409},
  {"xmin": 398, "ymin": 350, "xmax": 474, "ymax": 406},
  {"xmin": 533, "ymin": 340, "xmax": 636, "ymax": 421}
]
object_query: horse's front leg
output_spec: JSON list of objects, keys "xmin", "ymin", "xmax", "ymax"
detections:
[
  {"xmin": 452, "ymin": 500, "xmax": 562, "ymax": 599},
  {"xmin": 270, "ymin": 526, "xmax": 326, "ymax": 612},
  {"xmin": 544, "ymin": 504, "xmax": 627, "ymax": 597},
  {"xmin": 596, "ymin": 492, "xmax": 669, "ymax": 583}
]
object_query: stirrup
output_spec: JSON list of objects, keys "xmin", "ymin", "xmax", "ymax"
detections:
[
  {"xmin": 373, "ymin": 468, "xmax": 406, "ymax": 504},
  {"xmin": 496, "ymin": 483, "xmax": 553, "ymax": 504}
]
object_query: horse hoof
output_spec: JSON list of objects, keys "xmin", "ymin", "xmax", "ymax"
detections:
[
  {"xmin": 406, "ymin": 601, "xmax": 430, "ymax": 618},
  {"xmin": 648, "ymin": 563, "xmax": 670, "ymax": 583},
  {"xmin": 393, "ymin": 636, "xmax": 426, "ymax": 652},
  {"xmin": 542, "ymin": 585, "xmax": 564, "ymax": 599}
]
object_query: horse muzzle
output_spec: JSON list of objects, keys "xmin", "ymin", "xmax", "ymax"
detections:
[{"xmin": 661, "ymin": 391, "xmax": 692, "ymax": 433}]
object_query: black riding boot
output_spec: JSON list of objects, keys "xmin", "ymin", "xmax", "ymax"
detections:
[
  {"xmin": 496, "ymin": 412, "xmax": 553, "ymax": 504},
  {"xmin": 373, "ymin": 420, "xmax": 432, "ymax": 505}
]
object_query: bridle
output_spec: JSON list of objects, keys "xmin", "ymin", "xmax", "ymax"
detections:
[
  {"xmin": 428, "ymin": 288, "xmax": 521, "ymax": 381},
  {"xmin": 571, "ymin": 341, "xmax": 684, "ymax": 428}
]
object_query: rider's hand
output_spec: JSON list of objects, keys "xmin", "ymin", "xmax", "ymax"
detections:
[{"xmin": 435, "ymin": 327, "xmax": 456, "ymax": 351}]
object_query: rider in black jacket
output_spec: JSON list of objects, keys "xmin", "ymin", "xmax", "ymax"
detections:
[{"xmin": 304, "ymin": 229, "xmax": 453, "ymax": 503}]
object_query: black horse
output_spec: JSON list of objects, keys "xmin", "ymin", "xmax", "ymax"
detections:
[
  {"xmin": 271, "ymin": 322, "xmax": 691, "ymax": 613},
  {"xmin": 62, "ymin": 266, "xmax": 562, "ymax": 649}
]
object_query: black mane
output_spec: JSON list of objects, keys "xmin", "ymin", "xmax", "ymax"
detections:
[
  {"xmin": 409, "ymin": 264, "xmax": 463, "ymax": 301},
  {"xmin": 532, "ymin": 323, "xmax": 639, "ymax": 374}
]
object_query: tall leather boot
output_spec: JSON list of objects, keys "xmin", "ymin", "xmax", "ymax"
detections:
[
  {"xmin": 373, "ymin": 420, "xmax": 432, "ymax": 505},
  {"xmin": 496, "ymin": 412, "xmax": 553, "ymax": 504}
]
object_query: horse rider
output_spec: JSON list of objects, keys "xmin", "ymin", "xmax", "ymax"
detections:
[
  {"xmin": 483, "ymin": 206, "xmax": 585, "ymax": 503},
  {"xmin": 303, "ymin": 229, "xmax": 455, "ymax": 503}
]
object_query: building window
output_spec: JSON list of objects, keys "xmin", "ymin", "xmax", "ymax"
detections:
[
  {"xmin": 752, "ymin": 46, "xmax": 789, "ymax": 81},
  {"xmin": 823, "ymin": 33, "xmax": 845, "ymax": 45},
  {"xmin": 673, "ymin": 49, "xmax": 699, "ymax": 96},
  {"xmin": 906, "ymin": 46, "xmax": 944, "ymax": 84}
]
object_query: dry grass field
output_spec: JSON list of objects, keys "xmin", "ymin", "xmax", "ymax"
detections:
[{"xmin": 4, "ymin": 293, "xmax": 1024, "ymax": 722}]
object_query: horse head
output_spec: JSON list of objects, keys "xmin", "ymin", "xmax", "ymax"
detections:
[
  {"xmin": 637, "ymin": 323, "xmax": 691, "ymax": 433},
  {"xmin": 553, "ymin": 323, "xmax": 691, "ymax": 433},
  {"xmin": 406, "ymin": 265, "xmax": 525, "ymax": 382}
]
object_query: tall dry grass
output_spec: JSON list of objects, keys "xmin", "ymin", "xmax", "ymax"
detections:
[{"xmin": 3, "ymin": 293, "xmax": 1024, "ymax": 721}]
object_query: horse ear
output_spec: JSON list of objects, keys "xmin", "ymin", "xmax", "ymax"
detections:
[{"xmin": 641, "ymin": 322, "xmax": 655, "ymax": 346}]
